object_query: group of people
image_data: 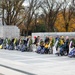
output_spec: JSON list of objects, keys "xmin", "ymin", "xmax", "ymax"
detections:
[
  {"xmin": 34, "ymin": 36, "xmax": 75, "ymax": 57},
  {"xmin": 0, "ymin": 36, "xmax": 32, "ymax": 52},
  {"xmin": 0, "ymin": 35, "xmax": 75, "ymax": 57}
]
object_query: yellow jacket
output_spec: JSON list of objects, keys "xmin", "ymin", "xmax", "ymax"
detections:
[
  {"xmin": 45, "ymin": 44, "xmax": 49, "ymax": 48},
  {"xmin": 60, "ymin": 39, "xmax": 64, "ymax": 45}
]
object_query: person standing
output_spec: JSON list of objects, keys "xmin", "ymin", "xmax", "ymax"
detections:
[{"xmin": 65, "ymin": 36, "xmax": 70, "ymax": 55}]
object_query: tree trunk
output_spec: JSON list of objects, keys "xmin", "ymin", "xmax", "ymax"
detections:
[
  {"xmin": 34, "ymin": 16, "xmax": 37, "ymax": 31},
  {"xmin": 65, "ymin": 23, "xmax": 69, "ymax": 32},
  {"xmin": 2, "ymin": 8, "xmax": 4, "ymax": 25},
  {"xmin": 48, "ymin": 22, "xmax": 55, "ymax": 32},
  {"xmin": 26, "ymin": 26, "xmax": 29, "ymax": 36}
]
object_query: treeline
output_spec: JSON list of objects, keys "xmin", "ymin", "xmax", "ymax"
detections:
[{"xmin": 0, "ymin": 0, "xmax": 75, "ymax": 35}]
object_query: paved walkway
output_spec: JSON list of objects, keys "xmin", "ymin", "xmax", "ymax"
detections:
[{"xmin": 0, "ymin": 49, "xmax": 75, "ymax": 75}]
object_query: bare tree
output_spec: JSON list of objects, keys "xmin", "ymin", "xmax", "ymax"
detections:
[
  {"xmin": 24, "ymin": 0, "xmax": 41, "ymax": 35},
  {"xmin": 41, "ymin": 0, "xmax": 62, "ymax": 32},
  {"xmin": 0, "ymin": 0, "xmax": 25, "ymax": 25},
  {"xmin": 61, "ymin": 0, "xmax": 74, "ymax": 32},
  {"xmin": 34, "ymin": 13, "xmax": 38, "ymax": 31},
  {"xmin": 0, "ymin": 1, "xmax": 5, "ymax": 25}
]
